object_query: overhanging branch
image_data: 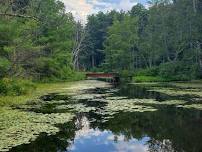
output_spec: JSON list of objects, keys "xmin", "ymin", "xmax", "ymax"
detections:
[{"xmin": 0, "ymin": 13, "xmax": 38, "ymax": 21}]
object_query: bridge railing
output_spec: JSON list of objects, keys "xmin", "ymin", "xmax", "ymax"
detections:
[{"xmin": 86, "ymin": 73, "xmax": 120, "ymax": 83}]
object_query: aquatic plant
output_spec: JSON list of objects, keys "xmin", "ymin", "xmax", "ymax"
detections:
[
  {"xmin": 177, "ymin": 104, "xmax": 202, "ymax": 110},
  {"xmin": 149, "ymin": 87, "xmax": 202, "ymax": 97},
  {"xmin": 104, "ymin": 99, "xmax": 158, "ymax": 113},
  {"xmin": 0, "ymin": 107, "xmax": 74, "ymax": 151},
  {"xmin": 55, "ymin": 104, "xmax": 96, "ymax": 113}
]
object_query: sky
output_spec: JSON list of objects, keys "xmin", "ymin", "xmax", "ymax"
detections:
[{"xmin": 61, "ymin": 0, "xmax": 148, "ymax": 23}]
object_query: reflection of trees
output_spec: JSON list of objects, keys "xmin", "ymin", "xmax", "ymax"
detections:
[
  {"xmin": 89, "ymin": 108, "xmax": 202, "ymax": 152},
  {"xmin": 148, "ymin": 139, "xmax": 175, "ymax": 152},
  {"xmin": 116, "ymin": 84, "xmax": 172, "ymax": 101},
  {"xmin": 9, "ymin": 101, "xmax": 202, "ymax": 152}
]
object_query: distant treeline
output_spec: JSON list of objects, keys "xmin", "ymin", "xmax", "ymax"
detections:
[{"xmin": 80, "ymin": 0, "xmax": 202, "ymax": 81}]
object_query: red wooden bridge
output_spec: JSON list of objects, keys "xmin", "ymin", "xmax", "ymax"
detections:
[{"xmin": 86, "ymin": 73, "xmax": 120, "ymax": 83}]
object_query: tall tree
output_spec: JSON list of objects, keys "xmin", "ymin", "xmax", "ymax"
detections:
[{"xmin": 104, "ymin": 15, "xmax": 138, "ymax": 71}]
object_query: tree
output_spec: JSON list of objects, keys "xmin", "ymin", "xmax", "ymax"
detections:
[
  {"xmin": 80, "ymin": 10, "xmax": 125, "ymax": 70},
  {"xmin": 0, "ymin": 0, "xmax": 77, "ymax": 81},
  {"xmin": 104, "ymin": 15, "xmax": 138, "ymax": 71}
]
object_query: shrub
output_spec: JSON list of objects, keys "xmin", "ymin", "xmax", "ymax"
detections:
[
  {"xmin": 118, "ymin": 70, "xmax": 133, "ymax": 82},
  {"xmin": 0, "ymin": 78, "xmax": 36, "ymax": 96},
  {"xmin": 135, "ymin": 67, "xmax": 159, "ymax": 77},
  {"xmin": 158, "ymin": 62, "xmax": 200, "ymax": 81},
  {"xmin": 0, "ymin": 80, "xmax": 7, "ymax": 94},
  {"xmin": 133, "ymin": 76, "xmax": 167, "ymax": 82},
  {"xmin": 0, "ymin": 58, "xmax": 11, "ymax": 78},
  {"xmin": 133, "ymin": 61, "xmax": 200, "ymax": 82},
  {"xmin": 66, "ymin": 72, "xmax": 86, "ymax": 81}
]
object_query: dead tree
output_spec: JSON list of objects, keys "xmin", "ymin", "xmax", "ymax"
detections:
[{"xmin": 72, "ymin": 23, "xmax": 86, "ymax": 70}]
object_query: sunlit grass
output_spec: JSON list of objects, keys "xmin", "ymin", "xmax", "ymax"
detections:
[
  {"xmin": 133, "ymin": 76, "xmax": 168, "ymax": 83},
  {"xmin": 0, "ymin": 82, "xmax": 74, "ymax": 107}
]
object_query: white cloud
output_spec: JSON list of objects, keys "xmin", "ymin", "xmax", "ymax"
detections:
[
  {"xmin": 61, "ymin": 0, "xmax": 93, "ymax": 23},
  {"xmin": 114, "ymin": 142, "xmax": 148, "ymax": 152},
  {"xmin": 61, "ymin": 0, "xmax": 138, "ymax": 23}
]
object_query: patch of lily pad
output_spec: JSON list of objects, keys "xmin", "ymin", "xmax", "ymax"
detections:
[
  {"xmin": 149, "ymin": 87, "xmax": 202, "ymax": 98},
  {"xmin": 106, "ymin": 96, "xmax": 128, "ymax": 100},
  {"xmin": 177, "ymin": 104, "xmax": 202, "ymax": 110},
  {"xmin": 55, "ymin": 104, "xmax": 96, "ymax": 113},
  {"xmin": 0, "ymin": 107, "xmax": 74, "ymax": 152},
  {"xmin": 105, "ymin": 97, "xmax": 187, "ymax": 105},
  {"xmin": 61, "ymin": 80, "xmax": 111, "ymax": 95},
  {"xmin": 71, "ymin": 93, "xmax": 107, "ymax": 100},
  {"xmin": 104, "ymin": 99, "xmax": 158, "ymax": 113}
]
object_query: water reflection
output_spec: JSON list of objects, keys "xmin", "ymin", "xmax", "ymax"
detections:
[
  {"xmin": 69, "ymin": 116, "xmax": 150, "ymax": 152},
  {"xmin": 10, "ymin": 83, "xmax": 202, "ymax": 152},
  {"xmin": 116, "ymin": 84, "xmax": 183, "ymax": 102}
]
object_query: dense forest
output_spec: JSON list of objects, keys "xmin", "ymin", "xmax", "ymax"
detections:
[
  {"xmin": 80, "ymin": 0, "xmax": 202, "ymax": 81},
  {"xmin": 0, "ymin": 0, "xmax": 202, "ymax": 95},
  {"xmin": 0, "ymin": 0, "xmax": 83, "ymax": 81},
  {"xmin": 0, "ymin": 0, "xmax": 84, "ymax": 95}
]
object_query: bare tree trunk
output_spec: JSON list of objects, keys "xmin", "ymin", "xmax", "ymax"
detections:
[
  {"xmin": 131, "ymin": 47, "xmax": 135, "ymax": 70},
  {"xmin": 148, "ymin": 56, "xmax": 153, "ymax": 68},
  {"xmin": 91, "ymin": 55, "xmax": 95, "ymax": 68},
  {"xmin": 141, "ymin": 54, "xmax": 149, "ymax": 68},
  {"xmin": 193, "ymin": 0, "xmax": 197, "ymax": 13},
  {"xmin": 0, "ymin": 13, "xmax": 38, "ymax": 20},
  {"xmin": 72, "ymin": 24, "xmax": 86, "ymax": 70},
  {"xmin": 197, "ymin": 41, "xmax": 202, "ymax": 76}
]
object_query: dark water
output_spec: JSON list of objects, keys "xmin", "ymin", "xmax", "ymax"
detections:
[{"xmin": 10, "ymin": 83, "xmax": 202, "ymax": 152}]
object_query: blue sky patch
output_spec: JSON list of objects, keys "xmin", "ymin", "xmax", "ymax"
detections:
[{"xmin": 61, "ymin": 0, "xmax": 148, "ymax": 23}]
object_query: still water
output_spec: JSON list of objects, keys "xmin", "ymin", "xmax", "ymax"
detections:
[{"xmin": 10, "ymin": 82, "xmax": 202, "ymax": 152}]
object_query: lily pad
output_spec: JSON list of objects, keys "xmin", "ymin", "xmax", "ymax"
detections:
[{"xmin": 0, "ymin": 107, "xmax": 74, "ymax": 151}]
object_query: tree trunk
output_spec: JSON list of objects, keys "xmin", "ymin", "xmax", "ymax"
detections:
[
  {"xmin": 193, "ymin": 0, "xmax": 197, "ymax": 13},
  {"xmin": 91, "ymin": 55, "xmax": 95, "ymax": 68},
  {"xmin": 0, "ymin": 13, "xmax": 38, "ymax": 20}
]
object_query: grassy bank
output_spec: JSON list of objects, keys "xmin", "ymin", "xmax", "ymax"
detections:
[
  {"xmin": 0, "ymin": 81, "xmax": 77, "ymax": 107},
  {"xmin": 133, "ymin": 76, "xmax": 168, "ymax": 83},
  {"xmin": 0, "ymin": 72, "xmax": 86, "ymax": 106}
]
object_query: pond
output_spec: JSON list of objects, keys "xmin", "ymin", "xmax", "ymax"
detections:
[{"xmin": 1, "ymin": 80, "xmax": 202, "ymax": 152}]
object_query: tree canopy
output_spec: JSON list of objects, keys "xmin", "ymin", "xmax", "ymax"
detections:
[
  {"xmin": 1, "ymin": 0, "xmax": 202, "ymax": 81},
  {"xmin": 79, "ymin": 0, "xmax": 202, "ymax": 80},
  {"xmin": 0, "ymin": 0, "xmax": 79, "ymax": 81}
]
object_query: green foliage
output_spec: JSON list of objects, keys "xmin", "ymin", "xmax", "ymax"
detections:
[
  {"xmin": 67, "ymin": 72, "xmax": 86, "ymax": 81},
  {"xmin": 0, "ymin": 58, "xmax": 11, "ymax": 78},
  {"xmin": 80, "ymin": 11, "xmax": 126, "ymax": 69},
  {"xmin": 1, "ymin": 0, "xmax": 202, "ymax": 83},
  {"xmin": 104, "ymin": 15, "xmax": 138, "ymax": 71},
  {"xmin": 158, "ymin": 62, "xmax": 200, "ymax": 81},
  {"xmin": 0, "ymin": 0, "xmax": 79, "ymax": 82},
  {"xmin": 133, "ymin": 67, "xmax": 164, "ymax": 82},
  {"xmin": 135, "ymin": 67, "xmax": 159, "ymax": 77},
  {"xmin": 0, "ymin": 78, "xmax": 36, "ymax": 96},
  {"xmin": 119, "ymin": 70, "xmax": 134, "ymax": 82},
  {"xmin": 80, "ymin": 1, "xmax": 202, "ymax": 81},
  {"xmin": 134, "ymin": 62, "xmax": 200, "ymax": 82},
  {"xmin": 133, "ymin": 76, "xmax": 167, "ymax": 83}
]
